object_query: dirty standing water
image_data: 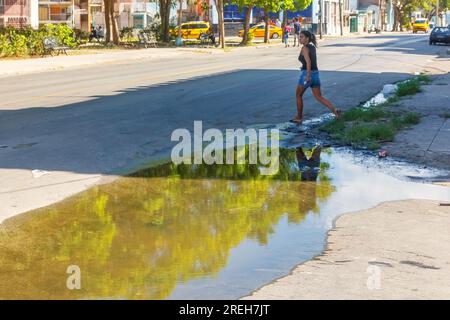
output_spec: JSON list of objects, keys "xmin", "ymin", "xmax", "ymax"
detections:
[{"xmin": 0, "ymin": 147, "xmax": 448, "ymax": 299}]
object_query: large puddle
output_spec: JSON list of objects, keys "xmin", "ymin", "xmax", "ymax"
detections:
[{"xmin": 0, "ymin": 147, "xmax": 449, "ymax": 299}]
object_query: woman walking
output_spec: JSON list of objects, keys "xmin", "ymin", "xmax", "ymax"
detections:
[
  {"xmin": 292, "ymin": 30, "xmax": 341, "ymax": 124},
  {"xmin": 283, "ymin": 22, "xmax": 291, "ymax": 48}
]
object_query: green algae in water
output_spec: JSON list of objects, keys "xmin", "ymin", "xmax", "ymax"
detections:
[{"xmin": 0, "ymin": 147, "xmax": 334, "ymax": 299}]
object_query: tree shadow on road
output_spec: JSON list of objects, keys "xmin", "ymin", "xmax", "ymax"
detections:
[{"xmin": 0, "ymin": 69, "xmax": 413, "ymax": 176}]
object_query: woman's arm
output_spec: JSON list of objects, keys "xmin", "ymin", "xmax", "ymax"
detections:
[{"xmin": 303, "ymin": 46, "xmax": 311, "ymax": 81}]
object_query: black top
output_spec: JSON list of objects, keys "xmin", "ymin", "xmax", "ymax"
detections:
[{"xmin": 298, "ymin": 43, "xmax": 318, "ymax": 71}]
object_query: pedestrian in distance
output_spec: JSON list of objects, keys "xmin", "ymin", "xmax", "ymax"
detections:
[
  {"xmin": 97, "ymin": 26, "xmax": 105, "ymax": 41},
  {"xmin": 292, "ymin": 30, "xmax": 341, "ymax": 124},
  {"xmin": 89, "ymin": 24, "xmax": 98, "ymax": 42},
  {"xmin": 283, "ymin": 22, "xmax": 291, "ymax": 47}
]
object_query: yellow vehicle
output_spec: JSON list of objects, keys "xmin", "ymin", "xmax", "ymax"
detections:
[
  {"xmin": 412, "ymin": 18, "xmax": 429, "ymax": 33},
  {"xmin": 238, "ymin": 23, "xmax": 283, "ymax": 39},
  {"xmin": 170, "ymin": 21, "xmax": 211, "ymax": 40}
]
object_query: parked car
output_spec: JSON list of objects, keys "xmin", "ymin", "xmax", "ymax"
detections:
[
  {"xmin": 412, "ymin": 18, "xmax": 429, "ymax": 33},
  {"xmin": 170, "ymin": 21, "xmax": 211, "ymax": 40},
  {"xmin": 429, "ymin": 27, "xmax": 450, "ymax": 45},
  {"xmin": 238, "ymin": 23, "xmax": 282, "ymax": 39}
]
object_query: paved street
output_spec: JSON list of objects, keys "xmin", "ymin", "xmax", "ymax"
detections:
[{"xmin": 0, "ymin": 33, "xmax": 449, "ymax": 222}]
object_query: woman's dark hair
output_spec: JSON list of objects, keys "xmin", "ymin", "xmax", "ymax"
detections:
[{"xmin": 300, "ymin": 30, "xmax": 317, "ymax": 47}]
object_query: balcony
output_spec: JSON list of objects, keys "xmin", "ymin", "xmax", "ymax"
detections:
[
  {"xmin": 39, "ymin": 0, "xmax": 72, "ymax": 3},
  {"xmin": 40, "ymin": 13, "xmax": 72, "ymax": 22}
]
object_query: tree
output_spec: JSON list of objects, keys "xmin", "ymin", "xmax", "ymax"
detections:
[
  {"xmin": 103, "ymin": 0, "xmax": 119, "ymax": 44},
  {"xmin": 177, "ymin": 0, "xmax": 198, "ymax": 43},
  {"xmin": 235, "ymin": 0, "xmax": 256, "ymax": 45},
  {"xmin": 234, "ymin": 0, "xmax": 313, "ymax": 45},
  {"xmin": 392, "ymin": 0, "xmax": 449, "ymax": 31},
  {"xmin": 177, "ymin": 0, "xmax": 184, "ymax": 41},
  {"xmin": 159, "ymin": 0, "xmax": 173, "ymax": 42},
  {"xmin": 212, "ymin": 0, "xmax": 226, "ymax": 48}
]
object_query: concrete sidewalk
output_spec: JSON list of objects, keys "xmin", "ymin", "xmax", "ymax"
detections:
[
  {"xmin": 0, "ymin": 32, "xmax": 409, "ymax": 78},
  {"xmin": 383, "ymin": 72, "xmax": 450, "ymax": 171},
  {"xmin": 0, "ymin": 47, "xmax": 225, "ymax": 78}
]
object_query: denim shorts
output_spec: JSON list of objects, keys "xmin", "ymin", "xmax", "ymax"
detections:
[{"xmin": 298, "ymin": 70, "xmax": 321, "ymax": 88}]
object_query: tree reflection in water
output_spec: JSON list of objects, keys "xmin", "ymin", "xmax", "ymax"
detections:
[{"xmin": 0, "ymin": 147, "xmax": 335, "ymax": 299}]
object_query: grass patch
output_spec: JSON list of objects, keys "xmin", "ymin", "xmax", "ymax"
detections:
[
  {"xmin": 320, "ymin": 107, "xmax": 421, "ymax": 150},
  {"xmin": 416, "ymin": 74, "xmax": 432, "ymax": 84},
  {"xmin": 342, "ymin": 107, "xmax": 387, "ymax": 122},
  {"xmin": 320, "ymin": 119, "xmax": 346, "ymax": 134},
  {"xmin": 396, "ymin": 78, "xmax": 421, "ymax": 96},
  {"xmin": 344, "ymin": 123, "xmax": 395, "ymax": 146},
  {"xmin": 318, "ymin": 75, "xmax": 428, "ymax": 150},
  {"xmin": 402, "ymin": 112, "xmax": 421, "ymax": 125},
  {"xmin": 396, "ymin": 74, "xmax": 431, "ymax": 97}
]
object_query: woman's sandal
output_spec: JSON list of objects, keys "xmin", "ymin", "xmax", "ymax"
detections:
[{"xmin": 290, "ymin": 117, "xmax": 303, "ymax": 125}]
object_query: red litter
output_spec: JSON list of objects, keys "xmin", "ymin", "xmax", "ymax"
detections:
[{"xmin": 378, "ymin": 150, "xmax": 388, "ymax": 158}]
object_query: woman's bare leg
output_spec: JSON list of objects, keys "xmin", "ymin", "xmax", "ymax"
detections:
[
  {"xmin": 294, "ymin": 85, "xmax": 306, "ymax": 123},
  {"xmin": 311, "ymin": 87, "xmax": 340, "ymax": 118}
]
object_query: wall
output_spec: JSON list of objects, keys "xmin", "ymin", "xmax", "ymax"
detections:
[{"xmin": 1, "ymin": 0, "xmax": 31, "ymax": 27}]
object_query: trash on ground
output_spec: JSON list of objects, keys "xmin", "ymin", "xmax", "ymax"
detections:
[
  {"xmin": 382, "ymin": 84, "xmax": 397, "ymax": 95},
  {"xmin": 32, "ymin": 169, "xmax": 50, "ymax": 178},
  {"xmin": 378, "ymin": 150, "xmax": 388, "ymax": 158}
]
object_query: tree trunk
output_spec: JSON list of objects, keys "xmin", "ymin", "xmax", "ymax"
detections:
[
  {"xmin": 263, "ymin": 8, "xmax": 269, "ymax": 43},
  {"xmin": 110, "ymin": 0, "xmax": 119, "ymax": 45},
  {"xmin": 215, "ymin": 0, "xmax": 225, "ymax": 48},
  {"xmin": 177, "ymin": 0, "xmax": 183, "ymax": 39},
  {"xmin": 393, "ymin": 4, "xmax": 400, "ymax": 31},
  {"xmin": 104, "ymin": 0, "xmax": 111, "ymax": 43},
  {"xmin": 241, "ymin": 4, "xmax": 253, "ymax": 45},
  {"xmin": 282, "ymin": 9, "xmax": 287, "ymax": 28},
  {"xmin": 159, "ymin": 0, "xmax": 171, "ymax": 42}
]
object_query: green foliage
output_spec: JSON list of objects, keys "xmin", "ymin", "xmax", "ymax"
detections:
[
  {"xmin": 120, "ymin": 27, "xmax": 134, "ymax": 42},
  {"xmin": 243, "ymin": 31, "xmax": 254, "ymax": 45},
  {"xmin": 396, "ymin": 78, "xmax": 421, "ymax": 96},
  {"xmin": 293, "ymin": 0, "xmax": 313, "ymax": 11},
  {"xmin": 318, "ymin": 75, "xmax": 426, "ymax": 150},
  {"xmin": 0, "ymin": 24, "xmax": 77, "ymax": 57},
  {"xmin": 344, "ymin": 123, "xmax": 395, "ymax": 146},
  {"xmin": 342, "ymin": 107, "xmax": 388, "ymax": 122}
]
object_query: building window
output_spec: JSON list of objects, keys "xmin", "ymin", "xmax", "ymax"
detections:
[
  {"xmin": 39, "ymin": 5, "xmax": 50, "ymax": 21},
  {"xmin": 0, "ymin": 0, "xmax": 4, "ymax": 15}
]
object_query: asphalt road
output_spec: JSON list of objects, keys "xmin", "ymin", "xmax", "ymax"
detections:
[{"xmin": 0, "ymin": 33, "xmax": 448, "ymax": 221}]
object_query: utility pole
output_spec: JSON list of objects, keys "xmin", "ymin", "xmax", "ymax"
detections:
[
  {"xmin": 436, "ymin": 0, "xmax": 440, "ymax": 27},
  {"xmin": 339, "ymin": 0, "xmax": 343, "ymax": 36},
  {"xmin": 378, "ymin": 0, "xmax": 382, "ymax": 30},
  {"xmin": 318, "ymin": 0, "xmax": 323, "ymax": 39}
]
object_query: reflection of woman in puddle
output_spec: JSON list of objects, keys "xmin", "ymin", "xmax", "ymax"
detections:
[
  {"xmin": 292, "ymin": 31, "xmax": 341, "ymax": 124},
  {"xmin": 293, "ymin": 146, "xmax": 322, "ymax": 221},
  {"xmin": 296, "ymin": 145, "xmax": 321, "ymax": 181}
]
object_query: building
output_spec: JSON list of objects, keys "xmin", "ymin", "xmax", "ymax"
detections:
[
  {"xmin": 355, "ymin": 0, "xmax": 395, "ymax": 32},
  {"xmin": 0, "ymin": 0, "xmax": 38, "ymax": 28},
  {"xmin": 0, "ymin": 0, "xmax": 159, "ymax": 32}
]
